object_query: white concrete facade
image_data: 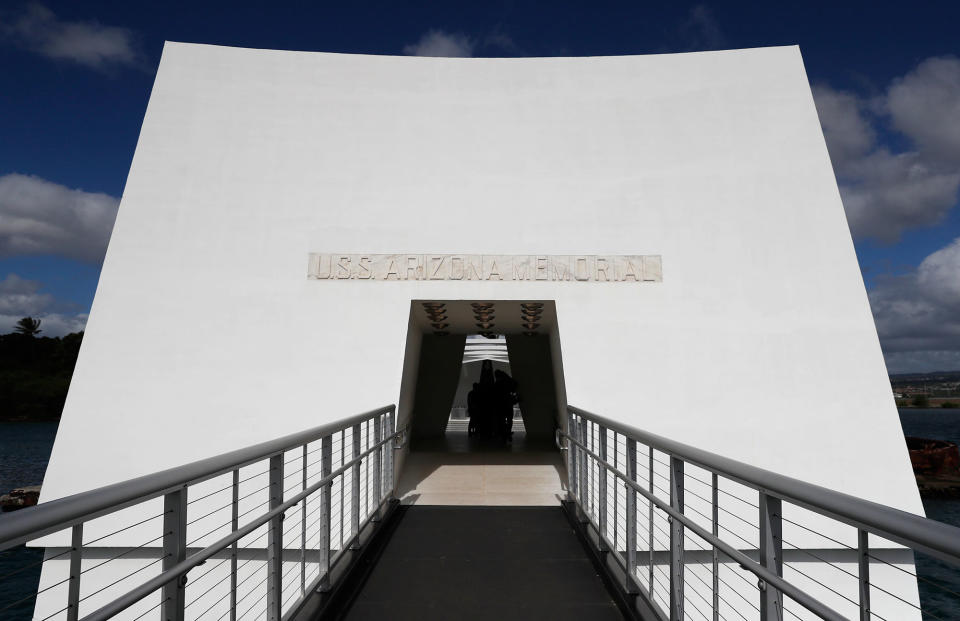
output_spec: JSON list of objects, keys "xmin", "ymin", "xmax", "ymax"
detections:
[{"xmin": 35, "ymin": 43, "xmax": 922, "ymax": 618}]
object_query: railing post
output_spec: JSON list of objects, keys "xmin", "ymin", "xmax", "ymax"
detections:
[
  {"xmin": 387, "ymin": 410, "xmax": 396, "ymax": 498},
  {"xmin": 372, "ymin": 415, "xmax": 383, "ymax": 518},
  {"xmin": 66, "ymin": 523, "xmax": 82, "ymax": 621},
  {"xmin": 578, "ymin": 417, "xmax": 588, "ymax": 521},
  {"xmin": 351, "ymin": 424, "xmax": 361, "ymax": 548},
  {"xmin": 858, "ymin": 529, "xmax": 871, "ymax": 621},
  {"xmin": 598, "ymin": 426, "xmax": 608, "ymax": 551},
  {"xmin": 267, "ymin": 455, "xmax": 284, "ymax": 621},
  {"xmin": 648, "ymin": 449, "xmax": 654, "ymax": 597},
  {"xmin": 318, "ymin": 434, "xmax": 333, "ymax": 592},
  {"xmin": 161, "ymin": 488, "xmax": 187, "ymax": 621},
  {"xmin": 712, "ymin": 473, "xmax": 719, "ymax": 621},
  {"xmin": 230, "ymin": 469, "xmax": 239, "ymax": 621},
  {"xmin": 301, "ymin": 445, "xmax": 307, "ymax": 595},
  {"xmin": 758, "ymin": 492, "xmax": 783, "ymax": 621},
  {"xmin": 669, "ymin": 457, "xmax": 685, "ymax": 621},
  {"xmin": 567, "ymin": 411, "xmax": 578, "ymax": 503},
  {"xmin": 612, "ymin": 432, "xmax": 619, "ymax": 553},
  {"xmin": 625, "ymin": 437, "xmax": 638, "ymax": 593}
]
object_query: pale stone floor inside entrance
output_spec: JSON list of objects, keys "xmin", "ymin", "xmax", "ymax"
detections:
[{"xmin": 397, "ymin": 420, "xmax": 567, "ymax": 506}]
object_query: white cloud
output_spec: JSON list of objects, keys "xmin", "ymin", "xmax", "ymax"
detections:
[
  {"xmin": 837, "ymin": 149, "xmax": 960, "ymax": 243},
  {"xmin": 0, "ymin": 273, "xmax": 87, "ymax": 336},
  {"xmin": 0, "ymin": 273, "xmax": 52, "ymax": 315},
  {"xmin": 0, "ymin": 173, "xmax": 119, "ymax": 263},
  {"xmin": 814, "ymin": 62, "xmax": 960, "ymax": 242},
  {"xmin": 811, "ymin": 85, "xmax": 875, "ymax": 171},
  {"xmin": 0, "ymin": 3, "xmax": 139, "ymax": 70},
  {"xmin": 886, "ymin": 57, "xmax": 960, "ymax": 167},
  {"xmin": 403, "ymin": 30, "xmax": 474, "ymax": 58},
  {"xmin": 869, "ymin": 237, "xmax": 960, "ymax": 371}
]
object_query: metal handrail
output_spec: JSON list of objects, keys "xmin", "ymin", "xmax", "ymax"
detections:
[
  {"xmin": 568, "ymin": 405, "xmax": 960, "ymax": 564},
  {"xmin": 561, "ymin": 427, "xmax": 846, "ymax": 621},
  {"xmin": 83, "ymin": 429, "xmax": 398, "ymax": 621},
  {"xmin": 564, "ymin": 405, "xmax": 960, "ymax": 621},
  {"xmin": 0, "ymin": 405, "xmax": 394, "ymax": 551},
  {"xmin": 0, "ymin": 405, "xmax": 398, "ymax": 621}
]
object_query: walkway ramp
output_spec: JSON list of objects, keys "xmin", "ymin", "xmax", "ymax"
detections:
[{"xmin": 340, "ymin": 506, "xmax": 624, "ymax": 620}]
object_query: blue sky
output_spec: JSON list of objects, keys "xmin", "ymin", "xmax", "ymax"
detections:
[{"xmin": 1, "ymin": 1, "xmax": 959, "ymax": 373}]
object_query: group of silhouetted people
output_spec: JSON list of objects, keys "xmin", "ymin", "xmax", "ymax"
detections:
[{"xmin": 467, "ymin": 360, "xmax": 519, "ymax": 440}]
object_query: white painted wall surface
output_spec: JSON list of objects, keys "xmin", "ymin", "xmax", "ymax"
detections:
[
  {"xmin": 44, "ymin": 41, "xmax": 918, "ymax": 512},
  {"xmin": 34, "ymin": 43, "xmax": 922, "ymax": 617}
]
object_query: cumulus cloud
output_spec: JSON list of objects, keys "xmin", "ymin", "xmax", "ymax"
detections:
[
  {"xmin": 0, "ymin": 273, "xmax": 52, "ymax": 315},
  {"xmin": 0, "ymin": 3, "xmax": 139, "ymax": 71},
  {"xmin": 403, "ymin": 30, "xmax": 474, "ymax": 58},
  {"xmin": 0, "ymin": 273, "xmax": 87, "ymax": 336},
  {"xmin": 837, "ymin": 149, "xmax": 960, "ymax": 242},
  {"xmin": 869, "ymin": 237, "xmax": 960, "ymax": 371},
  {"xmin": 813, "ymin": 57, "xmax": 960, "ymax": 243},
  {"xmin": 0, "ymin": 173, "xmax": 119, "ymax": 264},
  {"xmin": 886, "ymin": 57, "xmax": 960, "ymax": 167}
]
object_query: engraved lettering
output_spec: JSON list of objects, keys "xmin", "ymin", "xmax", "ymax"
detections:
[
  {"xmin": 385, "ymin": 258, "xmax": 400, "ymax": 280},
  {"xmin": 405, "ymin": 255, "xmax": 421, "ymax": 280},
  {"xmin": 512, "ymin": 258, "xmax": 530, "ymax": 281},
  {"xmin": 336, "ymin": 256, "xmax": 351, "ymax": 279},
  {"xmin": 307, "ymin": 254, "xmax": 661, "ymax": 283},
  {"xmin": 536, "ymin": 256, "xmax": 549, "ymax": 281},
  {"xmin": 643, "ymin": 255, "xmax": 662, "ymax": 282},
  {"xmin": 310, "ymin": 254, "xmax": 331, "ymax": 279},
  {"xmin": 357, "ymin": 256, "xmax": 372, "ymax": 279},
  {"xmin": 450, "ymin": 256, "xmax": 464, "ymax": 280},
  {"xmin": 430, "ymin": 256, "xmax": 445, "ymax": 280},
  {"xmin": 574, "ymin": 257, "xmax": 589, "ymax": 281},
  {"xmin": 486, "ymin": 257, "xmax": 503, "ymax": 281},
  {"xmin": 465, "ymin": 256, "xmax": 482, "ymax": 280},
  {"xmin": 596, "ymin": 257, "xmax": 610, "ymax": 282}
]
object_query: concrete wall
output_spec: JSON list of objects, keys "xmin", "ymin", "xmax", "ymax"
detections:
[
  {"xmin": 506, "ymin": 334, "xmax": 561, "ymax": 440},
  {"xmin": 408, "ymin": 334, "xmax": 466, "ymax": 442},
  {"xmin": 42, "ymin": 40, "xmax": 920, "ymax": 516}
]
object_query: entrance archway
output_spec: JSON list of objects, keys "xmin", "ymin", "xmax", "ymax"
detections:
[{"xmin": 394, "ymin": 300, "xmax": 568, "ymax": 505}]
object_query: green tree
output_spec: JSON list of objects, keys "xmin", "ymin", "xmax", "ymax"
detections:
[
  {"xmin": 911, "ymin": 394, "xmax": 930, "ymax": 407},
  {"xmin": 13, "ymin": 317, "xmax": 42, "ymax": 337}
]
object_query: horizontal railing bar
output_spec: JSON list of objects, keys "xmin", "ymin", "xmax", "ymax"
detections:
[
  {"xmin": 0, "ymin": 405, "xmax": 394, "ymax": 552},
  {"xmin": 568, "ymin": 405, "xmax": 960, "ymax": 564},
  {"xmin": 563, "ymin": 431, "xmax": 848, "ymax": 621},
  {"xmin": 80, "ymin": 429, "xmax": 401, "ymax": 621}
]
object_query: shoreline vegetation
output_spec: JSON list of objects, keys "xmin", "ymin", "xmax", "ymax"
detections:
[
  {"xmin": 0, "ymin": 317, "xmax": 82, "ymax": 423},
  {"xmin": 897, "ymin": 397, "xmax": 960, "ymax": 408}
]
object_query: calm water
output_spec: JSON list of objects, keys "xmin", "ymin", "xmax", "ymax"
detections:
[
  {"xmin": 1, "ymin": 414, "xmax": 959, "ymax": 619},
  {"xmin": 898, "ymin": 408, "xmax": 960, "ymax": 620},
  {"xmin": 0, "ymin": 421, "xmax": 58, "ymax": 621}
]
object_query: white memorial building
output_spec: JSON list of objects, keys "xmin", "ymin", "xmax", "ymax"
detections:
[{"xmin": 14, "ymin": 43, "xmax": 948, "ymax": 621}]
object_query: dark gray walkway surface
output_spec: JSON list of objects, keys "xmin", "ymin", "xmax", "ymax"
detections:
[{"xmin": 343, "ymin": 506, "xmax": 624, "ymax": 620}]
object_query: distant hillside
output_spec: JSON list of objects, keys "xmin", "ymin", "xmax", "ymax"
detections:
[{"xmin": 890, "ymin": 371, "xmax": 960, "ymax": 382}]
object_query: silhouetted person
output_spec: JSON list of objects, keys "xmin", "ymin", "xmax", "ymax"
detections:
[
  {"xmin": 467, "ymin": 382, "xmax": 481, "ymax": 436},
  {"xmin": 476, "ymin": 360, "xmax": 497, "ymax": 437},
  {"xmin": 494, "ymin": 369, "xmax": 519, "ymax": 439}
]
